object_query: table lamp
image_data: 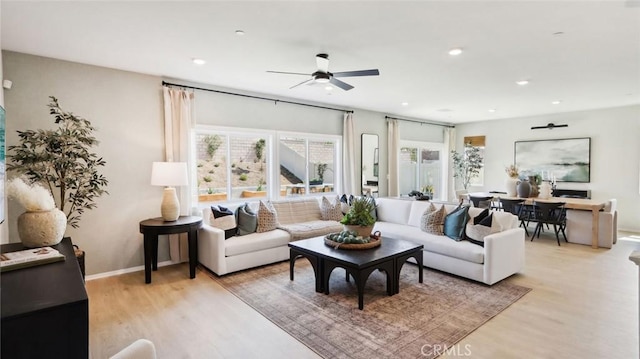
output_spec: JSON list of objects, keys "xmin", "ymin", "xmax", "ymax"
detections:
[{"xmin": 151, "ymin": 161, "xmax": 189, "ymax": 221}]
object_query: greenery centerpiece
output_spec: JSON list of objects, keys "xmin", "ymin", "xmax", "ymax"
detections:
[
  {"xmin": 451, "ymin": 142, "xmax": 483, "ymax": 190},
  {"xmin": 7, "ymin": 96, "xmax": 109, "ymax": 229},
  {"xmin": 340, "ymin": 196, "xmax": 377, "ymax": 237}
]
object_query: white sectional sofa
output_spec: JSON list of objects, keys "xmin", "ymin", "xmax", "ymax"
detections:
[
  {"xmin": 198, "ymin": 196, "xmax": 525, "ymax": 285},
  {"xmin": 373, "ymin": 198, "xmax": 525, "ymax": 285},
  {"xmin": 198, "ymin": 198, "xmax": 342, "ymax": 275}
]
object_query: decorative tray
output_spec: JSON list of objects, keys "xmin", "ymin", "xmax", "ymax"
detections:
[{"xmin": 324, "ymin": 231, "xmax": 381, "ymax": 250}]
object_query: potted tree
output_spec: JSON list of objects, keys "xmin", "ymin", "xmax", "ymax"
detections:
[
  {"xmin": 340, "ymin": 196, "xmax": 377, "ymax": 237},
  {"xmin": 451, "ymin": 142, "xmax": 483, "ymax": 191},
  {"xmin": 7, "ymin": 96, "xmax": 109, "ymax": 229},
  {"xmin": 310, "ymin": 163, "xmax": 327, "ymax": 186}
]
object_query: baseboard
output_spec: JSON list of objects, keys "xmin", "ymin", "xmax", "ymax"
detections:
[{"xmin": 85, "ymin": 260, "xmax": 176, "ymax": 281}]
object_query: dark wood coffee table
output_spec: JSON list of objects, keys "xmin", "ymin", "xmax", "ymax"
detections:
[{"xmin": 289, "ymin": 236, "xmax": 423, "ymax": 310}]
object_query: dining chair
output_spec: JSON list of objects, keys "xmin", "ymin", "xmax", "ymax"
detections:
[
  {"xmin": 498, "ymin": 198, "xmax": 531, "ymax": 236},
  {"xmin": 469, "ymin": 195, "xmax": 494, "ymax": 209},
  {"xmin": 531, "ymin": 201, "xmax": 567, "ymax": 246}
]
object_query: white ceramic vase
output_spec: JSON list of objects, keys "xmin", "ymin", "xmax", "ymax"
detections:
[
  {"xmin": 17, "ymin": 208, "xmax": 67, "ymax": 248},
  {"xmin": 504, "ymin": 177, "xmax": 519, "ymax": 197},
  {"xmin": 538, "ymin": 181, "xmax": 553, "ymax": 199}
]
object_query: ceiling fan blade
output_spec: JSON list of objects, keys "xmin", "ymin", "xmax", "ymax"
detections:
[
  {"xmin": 316, "ymin": 53, "xmax": 329, "ymax": 73},
  {"xmin": 332, "ymin": 69, "xmax": 380, "ymax": 78},
  {"xmin": 267, "ymin": 70, "xmax": 310, "ymax": 76},
  {"xmin": 329, "ymin": 77, "xmax": 354, "ymax": 91},
  {"xmin": 290, "ymin": 78, "xmax": 314, "ymax": 89}
]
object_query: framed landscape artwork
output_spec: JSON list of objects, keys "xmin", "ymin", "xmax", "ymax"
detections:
[{"xmin": 514, "ymin": 137, "xmax": 591, "ymax": 183}]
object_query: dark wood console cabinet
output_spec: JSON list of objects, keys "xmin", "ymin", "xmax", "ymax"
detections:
[{"xmin": 1, "ymin": 237, "xmax": 89, "ymax": 358}]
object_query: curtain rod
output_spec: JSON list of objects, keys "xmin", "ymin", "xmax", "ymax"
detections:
[
  {"xmin": 385, "ymin": 115, "xmax": 455, "ymax": 128},
  {"xmin": 162, "ymin": 81, "xmax": 353, "ymax": 114}
]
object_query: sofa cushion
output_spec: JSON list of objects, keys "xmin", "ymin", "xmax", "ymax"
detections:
[
  {"xmin": 376, "ymin": 197, "xmax": 412, "ymax": 225},
  {"xmin": 278, "ymin": 220, "xmax": 343, "ymax": 241},
  {"xmin": 373, "ymin": 221, "xmax": 484, "ymax": 264},
  {"xmin": 321, "ymin": 196, "xmax": 343, "ymax": 221},
  {"xmin": 211, "ymin": 205, "xmax": 237, "ymax": 239},
  {"xmin": 235, "ymin": 203, "xmax": 258, "ymax": 236},
  {"xmin": 421, "ymin": 203, "xmax": 445, "ymax": 235},
  {"xmin": 225, "ymin": 229, "xmax": 291, "ymax": 257},
  {"xmin": 257, "ymin": 201, "xmax": 278, "ymax": 233},
  {"xmin": 443, "ymin": 205, "xmax": 469, "ymax": 241},
  {"xmin": 271, "ymin": 198, "xmax": 322, "ymax": 225}
]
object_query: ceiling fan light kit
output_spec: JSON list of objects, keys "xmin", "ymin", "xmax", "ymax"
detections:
[
  {"xmin": 267, "ymin": 53, "xmax": 380, "ymax": 91},
  {"xmin": 531, "ymin": 122, "xmax": 568, "ymax": 130}
]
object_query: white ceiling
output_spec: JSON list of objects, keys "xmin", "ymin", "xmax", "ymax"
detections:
[{"xmin": 2, "ymin": 1, "xmax": 640, "ymax": 124}]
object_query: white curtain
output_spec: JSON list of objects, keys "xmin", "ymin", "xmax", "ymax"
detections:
[
  {"xmin": 444, "ymin": 126, "xmax": 457, "ymax": 202},
  {"xmin": 342, "ymin": 112, "xmax": 357, "ymax": 195},
  {"xmin": 162, "ymin": 86, "xmax": 195, "ymax": 262},
  {"xmin": 387, "ymin": 119, "xmax": 400, "ymax": 197}
]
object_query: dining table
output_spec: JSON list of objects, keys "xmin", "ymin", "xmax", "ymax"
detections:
[{"xmin": 466, "ymin": 192, "xmax": 606, "ymax": 249}]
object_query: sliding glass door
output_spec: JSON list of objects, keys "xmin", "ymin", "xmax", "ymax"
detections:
[{"xmin": 400, "ymin": 141, "xmax": 445, "ymax": 200}]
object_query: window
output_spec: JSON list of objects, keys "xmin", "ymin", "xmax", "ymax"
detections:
[
  {"xmin": 400, "ymin": 141, "xmax": 445, "ymax": 200},
  {"xmin": 194, "ymin": 128, "xmax": 271, "ymax": 202},
  {"xmin": 193, "ymin": 126, "xmax": 340, "ymax": 203},
  {"xmin": 279, "ymin": 133, "xmax": 340, "ymax": 197}
]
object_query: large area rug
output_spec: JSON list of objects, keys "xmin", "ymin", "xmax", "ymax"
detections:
[{"xmin": 206, "ymin": 260, "xmax": 530, "ymax": 359}]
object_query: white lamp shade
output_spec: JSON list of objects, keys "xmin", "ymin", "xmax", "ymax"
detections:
[{"xmin": 151, "ymin": 162, "xmax": 188, "ymax": 187}]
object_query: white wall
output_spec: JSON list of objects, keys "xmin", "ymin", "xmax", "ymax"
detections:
[
  {"xmin": 455, "ymin": 105, "xmax": 640, "ymax": 232},
  {"xmin": 3, "ymin": 51, "xmax": 164, "ymax": 274}
]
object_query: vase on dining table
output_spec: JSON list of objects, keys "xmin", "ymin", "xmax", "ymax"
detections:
[
  {"xmin": 516, "ymin": 180, "xmax": 531, "ymax": 198},
  {"xmin": 504, "ymin": 177, "xmax": 519, "ymax": 197}
]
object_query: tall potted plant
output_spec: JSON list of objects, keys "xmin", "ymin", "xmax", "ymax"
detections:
[
  {"xmin": 451, "ymin": 142, "xmax": 483, "ymax": 190},
  {"xmin": 7, "ymin": 96, "xmax": 109, "ymax": 229}
]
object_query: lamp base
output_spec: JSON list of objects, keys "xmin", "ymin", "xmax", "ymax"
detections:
[{"xmin": 160, "ymin": 187, "xmax": 180, "ymax": 221}]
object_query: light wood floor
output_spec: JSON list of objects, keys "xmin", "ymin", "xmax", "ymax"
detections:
[{"xmin": 87, "ymin": 232, "xmax": 640, "ymax": 358}]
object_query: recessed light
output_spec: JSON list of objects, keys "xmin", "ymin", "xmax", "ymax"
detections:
[
  {"xmin": 488, "ymin": 109, "xmax": 497, "ymax": 113},
  {"xmin": 448, "ymin": 48, "xmax": 463, "ymax": 56},
  {"xmin": 235, "ymin": 30, "xmax": 245, "ymax": 36},
  {"xmin": 516, "ymin": 80, "xmax": 529, "ymax": 86},
  {"xmin": 401, "ymin": 102, "xmax": 409, "ymax": 106},
  {"xmin": 325, "ymin": 86, "xmax": 333, "ymax": 91},
  {"xmin": 551, "ymin": 100, "xmax": 562, "ymax": 105},
  {"xmin": 192, "ymin": 58, "xmax": 206, "ymax": 65}
]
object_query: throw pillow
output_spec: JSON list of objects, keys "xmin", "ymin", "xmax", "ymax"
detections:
[
  {"xmin": 321, "ymin": 196, "xmax": 343, "ymax": 221},
  {"xmin": 473, "ymin": 208, "xmax": 490, "ymax": 225},
  {"xmin": 478, "ymin": 213, "xmax": 493, "ymax": 227},
  {"xmin": 340, "ymin": 194, "xmax": 353, "ymax": 214},
  {"xmin": 257, "ymin": 200, "xmax": 278, "ymax": 233},
  {"xmin": 211, "ymin": 205, "xmax": 237, "ymax": 239},
  {"xmin": 465, "ymin": 224, "xmax": 493, "ymax": 247},
  {"xmin": 420, "ymin": 203, "xmax": 445, "ymax": 235},
  {"xmin": 235, "ymin": 203, "xmax": 257, "ymax": 236},
  {"xmin": 443, "ymin": 205, "xmax": 470, "ymax": 241}
]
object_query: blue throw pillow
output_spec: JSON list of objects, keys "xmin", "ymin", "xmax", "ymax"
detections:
[{"xmin": 443, "ymin": 205, "xmax": 470, "ymax": 241}]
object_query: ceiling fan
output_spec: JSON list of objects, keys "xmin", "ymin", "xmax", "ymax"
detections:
[{"xmin": 267, "ymin": 53, "xmax": 379, "ymax": 91}]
